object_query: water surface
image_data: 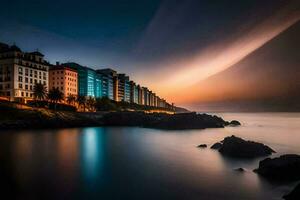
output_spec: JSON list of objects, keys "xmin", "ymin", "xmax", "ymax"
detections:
[{"xmin": 0, "ymin": 113, "xmax": 299, "ymax": 200}]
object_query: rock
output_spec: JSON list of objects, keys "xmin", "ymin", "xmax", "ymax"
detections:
[
  {"xmin": 218, "ymin": 135, "xmax": 275, "ymax": 158},
  {"xmin": 102, "ymin": 112, "xmax": 231, "ymax": 130},
  {"xmin": 197, "ymin": 144, "xmax": 207, "ymax": 148},
  {"xmin": 254, "ymin": 154, "xmax": 300, "ymax": 181},
  {"xmin": 283, "ymin": 183, "xmax": 300, "ymax": 200},
  {"xmin": 211, "ymin": 142, "xmax": 223, "ymax": 150},
  {"xmin": 229, "ymin": 120, "xmax": 241, "ymax": 126},
  {"xmin": 234, "ymin": 168, "xmax": 245, "ymax": 172}
]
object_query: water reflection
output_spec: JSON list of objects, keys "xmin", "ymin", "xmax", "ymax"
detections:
[
  {"xmin": 81, "ymin": 128, "xmax": 104, "ymax": 187},
  {"xmin": 0, "ymin": 113, "xmax": 299, "ymax": 199}
]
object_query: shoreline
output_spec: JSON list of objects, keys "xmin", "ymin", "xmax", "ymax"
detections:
[{"xmin": 0, "ymin": 107, "xmax": 239, "ymax": 131}]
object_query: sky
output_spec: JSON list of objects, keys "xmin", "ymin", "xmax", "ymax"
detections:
[{"xmin": 0, "ymin": 0, "xmax": 299, "ymax": 111}]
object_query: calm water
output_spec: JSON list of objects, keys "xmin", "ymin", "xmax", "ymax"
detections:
[{"xmin": 0, "ymin": 113, "xmax": 300, "ymax": 200}]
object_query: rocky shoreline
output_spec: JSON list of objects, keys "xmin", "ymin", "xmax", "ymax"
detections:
[
  {"xmin": 197, "ymin": 136, "xmax": 300, "ymax": 200},
  {"xmin": 0, "ymin": 108, "xmax": 240, "ymax": 131}
]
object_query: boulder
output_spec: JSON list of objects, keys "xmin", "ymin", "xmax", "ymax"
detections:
[
  {"xmin": 197, "ymin": 144, "xmax": 207, "ymax": 148},
  {"xmin": 234, "ymin": 168, "xmax": 245, "ymax": 172},
  {"xmin": 229, "ymin": 120, "xmax": 241, "ymax": 126},
  {"xmin": 254, "ymin": 154, "xmax": 300, "ymax": 181},
  {"xmin": 283, "ymin": 183, "xmax": 300, "ymax": 200},
  {"xmin": 218, "ymin": 135, "xmax": 275, "ymax": 158},
  {"xmin": 211, "ymin": 142, "xmax": 223, "ymax": 150}
]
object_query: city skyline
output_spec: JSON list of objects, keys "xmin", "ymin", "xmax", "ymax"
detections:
[
  {"xmin": 0, "ymin": 42, "xmax": 172, "ymax": 110},
  {"xmin": 1, "ymin": 0, "xmax": 299, "ymax": 111}
]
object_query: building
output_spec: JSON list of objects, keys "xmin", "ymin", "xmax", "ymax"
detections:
[
  {"xmin": 64, "ymin": 62, "xmax": 102, "ymax": 98},
  {"xmin": 0, "ymin": 43, "xmax": 50, "ymax": 102},
  {"xmin": 143, "ymin": 87, "xmax": 149, "ymax": 106},
  {"xmin": 130, "ymin": 81, "xmax": 139, "ymax": 104},
  {"xmin": 117, "ymin": 74, "xmax": 130, "ymax": 102},
  {"xmin": 137, "ymin": 85, "xmax": 143, "ymax": 105},
  {"xmin": 96, "ymin": 68, "xmax": 118, "ymax": 101},
  {"xmin": 49, "ymin": 64, "xmax": 78, "ymax": 99}
]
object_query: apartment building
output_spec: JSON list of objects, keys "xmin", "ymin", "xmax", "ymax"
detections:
[
  {"xmin": 96, "ymin": 68, "xmax": 118, "ymax": 101},
  {"xmin": 0, "ymin": 43, "xmax": 49, "ymax": 102},
  {"xmin": 49, "ymin": 64, "xmax": 78, "ymax": 99},
  {"xmin": 64, "ymin": 62, "xmax": 102, "ymax": 98},
  {"xmin": 117, "ymin": 74, "xmax": 130, "ymax": 102}
]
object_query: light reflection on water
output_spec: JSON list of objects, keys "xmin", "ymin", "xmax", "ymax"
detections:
[
  {"xmin": 0, "ymin": 113, "xmax": 299, "ymax": 200},
  {"xmin": 82, "ymin": 128, "xmax": 101, "ymax": 180}
]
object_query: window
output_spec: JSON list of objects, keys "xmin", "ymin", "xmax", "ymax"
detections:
[
  {"xmin": 30, "ymin": 79, "xmax": 33, "ymax": 84},
  {"xmin": 18, "ymin": 67, "xmax": 23, "ymax": 75},
  {"xmin": 34, "ymin": 79, "xmax": 37, "ymax": 84},
  {"xmin": 25, "ymin": 77, "xmax": 28, "ymax": 83},
  {"xmin": 18, "ymin": 76, "xmax": 23, "ymax": 82},
  {"xmin": 26, "ymin": 92, "xmax": 28, "ymax": 97},
  {"xmin": 25, "ymin": 68, "xmax": 29, "ymax": 76},
  {"xmin": 25, "ymin": 85, "xmax": 28, "ymax": 90},
  {"xmin": 21, "ymin": 92, "xmax": 24, "ymax": 97},
  {"xmin": 19, "ymin": 83, "xmax": 22, "ymax": 89},
  {"xmin": 30, "ymin": 85, "xmax": 32, "ymax": 90}
]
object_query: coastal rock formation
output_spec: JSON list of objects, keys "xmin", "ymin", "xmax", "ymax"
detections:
[
  {"xmin": 0, "ymin": 103, "xmax": 241, "ymax": 131},
  {"xmin": 228, "ymin": 120, "xmax": 241, "ymax": 126},
  {"xmin": 283, "ymin": 183, "xmax": 300, "ymax": 200},
  {"xmin": 234, "ymin": 168, "xmax": 245, "ymax": 172},
  {"xmin": 211, "ymin": 142, "xmax": 223, "ymax": 150},
  {"xmin": 254, "ymin": 154, "xmax": 300, "ymax": 181},
  {"xmin": 216, "ymin": 135, "xmax": 275, "ymax": 158},
  {"xmin": 197, "ymin": 144, "xmax": 207, "ymax": 148},
  {"xmin": 102, "ymin": 112, "xmax": 238, "ymax": 130}
]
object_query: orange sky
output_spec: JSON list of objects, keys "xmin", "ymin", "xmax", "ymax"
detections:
[{"xmin": 133, "ymin": 1, "xmax": 300, "ymax": 107}]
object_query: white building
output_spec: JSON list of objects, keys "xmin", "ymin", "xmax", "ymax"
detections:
[{"xmin": 0, "ymin": 43, "xmax": 50, "ymax": 102}]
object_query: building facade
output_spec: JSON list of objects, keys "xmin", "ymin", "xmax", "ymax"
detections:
[
  {"xmin": 130, "ymin": 81, "xmax": 139, "ymax": 104},
  {"xmin": 96, "ymin": 68, "xmax": 118, "ymax": 101},
  {"xmin": 64, "ymin": 62, "xmax": 102, "ymax": 98},
  {"xmin": 0, "ymin": 43, "xmax": 49, "ymax": 102},
  {"xmin": 117, "ymin": 74, "xmax": 130, "ymax": 102},
  {"xmin": 49, "ymin": 64, "xmax": 78, "ymax": 99}
]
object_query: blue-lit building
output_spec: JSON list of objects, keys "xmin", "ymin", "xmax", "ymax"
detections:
[
  {"xmin": 130, "ymin": 81, "xmax": 139, "ymax": 104},
  {"xmin": 96, "ymin": 68, "xmax": 117, "ymax": 100},
  {"xmin": 117, "ymin": 74, "xmax": 130, "ymax": 102},
  {"xmin": 63, "ymin": 62, "xmax": 102, "ymax": 98}
]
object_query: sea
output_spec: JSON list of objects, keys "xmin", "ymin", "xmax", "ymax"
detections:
[{"xmin": 0, "ymin": 112, "xmax": 299, "ymax": 200}]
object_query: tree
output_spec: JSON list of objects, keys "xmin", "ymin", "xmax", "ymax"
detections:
[
  {"xmin": 77, "ymin": 95, "xmax": 86, "ymax": 112},
  {"xmin": 33, "ymin": 83, "xmax": 47, "ymax": 101},
  {"xmin": 86, "ymin": 96, "xmax": 96, "ymax": 112},
  {"xmin": 66, "ymin": 94, "xmax": 76, "ymax": 106},
  {"xmin": 48, "ymin": 88, "xmax": 64, "ymax": 110},
  {"xmin": 95, "ymin": 97, "xmax": 117, "ymax": 111}
]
